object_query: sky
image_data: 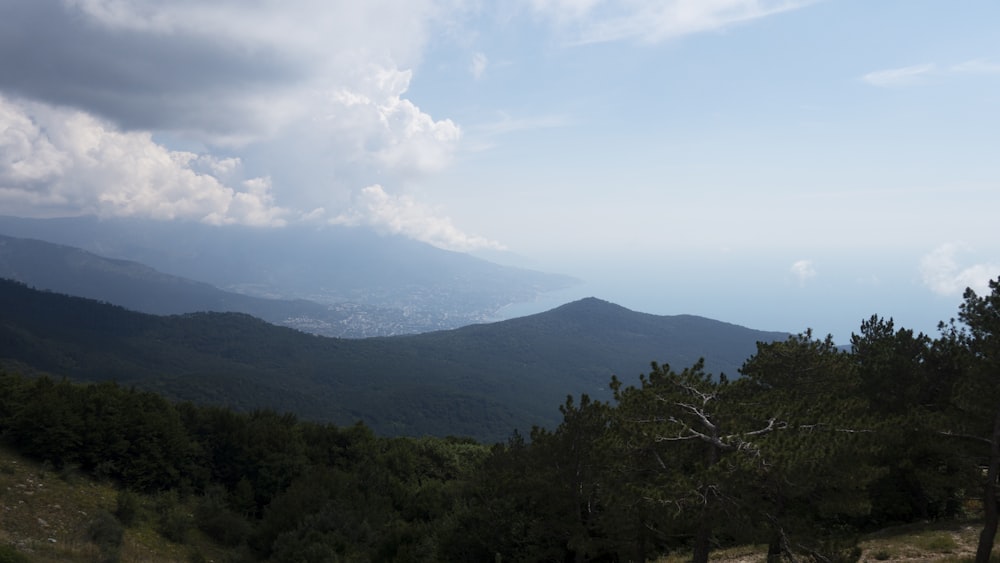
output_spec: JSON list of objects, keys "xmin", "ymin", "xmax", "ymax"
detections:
[{"xmin": 0, "ymin": 0, "xmax": 998, "ymax": 342}]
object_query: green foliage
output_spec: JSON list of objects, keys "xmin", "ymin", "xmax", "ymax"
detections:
[
  {"xmin": 87, "ymin": 509, "xmax": 125, "ymax": 563},
  {"xmin": 0, "ymin": 278, "xmax": 787, "ymax": 442},
  {"xmin": 948, "ymin": 277, "xmax": 1000, "ymax": 563},
  {"xmin": 155, "ymin": 491, "xmax": 192, "ymax": 544},
  {"xmin": 115, "ymin": 488, "xmax": 141, "ymax": 527},
  {"xmin": 0, "ymin": 546, "xmax": 30, "ymax": 563},
  {"xmin": 194, "ymin": 491, "xmax": 252, "ymax": 547},
  {"xmin": 851, "ymin": 316, "xmax": 970, "ymax": 525}
]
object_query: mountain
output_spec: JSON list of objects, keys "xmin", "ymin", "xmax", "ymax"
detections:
[
  {"xmin": 0, "ymin": 279, "xmax": 789, "ymax": 442},
  {"xmin": 0, "ymin": 234, "xmax": 474, "ymax": 337},
  {"xmin": 0, "ymin": 216, "xmax": 578, "ymax": 330}
]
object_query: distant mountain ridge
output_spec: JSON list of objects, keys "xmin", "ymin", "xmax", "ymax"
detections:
[
  {"xmin": 0, "ymin": 215, "xmax": 578, "ymax": 331},
  {"xmin": 0, "ymin": 234, "xmax": 462, "ymax": 337},
  {"xmin": 0, "ymin": 279, "xmax": 789, "ymax": 441}
]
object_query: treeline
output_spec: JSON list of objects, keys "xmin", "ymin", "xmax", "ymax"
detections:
[
  {"xmin": 0, "ymin": 372, "xmax": 490, "ymax": 561},
  {"xmin": 1, "ymin": 279, "xmax": 999, "ymax": 562}
]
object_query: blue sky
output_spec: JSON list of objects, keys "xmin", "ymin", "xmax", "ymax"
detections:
[{"xmin": 0, "ymin": 0, "xmax": 997, "ymax": 341}]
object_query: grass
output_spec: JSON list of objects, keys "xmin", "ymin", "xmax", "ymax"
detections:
[
  {"xmin": 650, "ymin": 520, "xmax": 999, "ymax": 562},
  {"xmin": 0, "ymin": 446, "xmax": 232, "ymax": 562}
]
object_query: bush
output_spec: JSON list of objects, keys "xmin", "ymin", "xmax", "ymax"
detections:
[
  {"xmin": 871, "ymin": 548, "xmax": 893, "ymax": 561},
  {"xmin": 195, "ymin": 496, "xmax": 252, "ymax": 547},
  {"xmin": 913, "ymin": 532, "xmax": 958, "ymax": 552},
  {"xmin": 156, "ymin": 491, "xmax": 191, "ymax": 544},
  {"xmin": 115, "ymin": 489, "xmax": 141, "ymax": 527},
  {"xmin": 0, "ymin": 545, "xmax": 30, "ymax": 563},
  {"xmin": 87, "ymin": 510, "xmax": 124, "ymax": 563}
]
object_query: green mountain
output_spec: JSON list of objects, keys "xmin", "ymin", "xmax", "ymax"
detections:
[{"xmin": 0, "ymin": 279, "xmax": 788, "ymax": 442}]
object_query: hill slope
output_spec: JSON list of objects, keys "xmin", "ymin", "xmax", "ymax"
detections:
[{"xmin": 0, "ymin": 280, "xmax": 788, "ymax": 441}]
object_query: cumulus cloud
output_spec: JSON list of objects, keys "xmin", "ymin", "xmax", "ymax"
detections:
[
  {"xmin": 0, "ymin": 1, "xmax": 482, "ymax": 244},
  {"xmin": 330, "ymin": 185, "xmax": 505, "ymax": 252},
  {"xmin": 790, "ymin": 259, "xmax": 816, "ymax": 285},
  {"xmin": 323, "ymin": 65, "xmax": 462, "ymax": 177},
  {"xmin": 0, "ymin": 95, "xmax": 287, "ymax": 226},
  {"xmin": 527, "ymin": 0, "xmax": 816, "ymax": 44},
  {"xmin": 920, "ymin": 244, "xmax": 999, "ymax": 297},
  {"xmin": 862, "ymin": 63, "xmax": 936, "ymax": 87}
]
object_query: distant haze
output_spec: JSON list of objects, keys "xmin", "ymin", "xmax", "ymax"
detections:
[{"xmin": 495, "ymin": 251, "xmax": 958, "ymax": 345}]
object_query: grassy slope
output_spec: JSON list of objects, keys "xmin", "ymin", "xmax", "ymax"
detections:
[
  {"xmin": 0, "ymin": 446, "xmax": 232, "ymax": 563},
  {"xmin": 654, "ymin": 520, "xmax": 997, "ymax": 562}
]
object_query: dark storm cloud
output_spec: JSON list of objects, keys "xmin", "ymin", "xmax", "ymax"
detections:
[{"xmin": 0, "ymin": 1, "xmax": 305, "ymax": 136}]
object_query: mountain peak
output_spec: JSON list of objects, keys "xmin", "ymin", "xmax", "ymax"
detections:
[{"xmin": 554, "ymin": 297, "xmax": 630, "ymax": 313}]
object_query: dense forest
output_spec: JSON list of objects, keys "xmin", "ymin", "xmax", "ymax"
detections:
[
  {"xmin": 0, "ymin": 277, "xmax": 786, "ymax": 442},
  {"xmin": 0, "ymin": 278, "xmax": 998, "ymax": 562}
]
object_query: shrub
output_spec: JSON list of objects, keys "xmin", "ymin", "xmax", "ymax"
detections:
[
  {"xmin": 195, "ymin": 496, "xmax": 252, "ymax": 547},
  {"xmin": 87, "ymin": 510, "xmax": 124, "ymax": 563},
  {"xmin": 115, "ymin": 489, "xmax": 141, "ymax": 527},
  {"xmin": 0, "ymin": 545, "xmax": 30, "ymax": 563},
  {"xmin": 156, "ymin": 491, "xmax": 191, "ymax": 544}
]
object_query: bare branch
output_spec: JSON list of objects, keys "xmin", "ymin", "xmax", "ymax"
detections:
[{"xmin": 939, "ymin": 429, "xmax": 993, "ymax": 445}]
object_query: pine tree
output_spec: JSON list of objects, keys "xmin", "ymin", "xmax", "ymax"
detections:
[
  {"xmin": 946, "ymin": 277, "xmax": 1000, "ymax": 563},
  {"xmin": 740, "ymin": 332, "xmax": 875, "ymax": 562}
]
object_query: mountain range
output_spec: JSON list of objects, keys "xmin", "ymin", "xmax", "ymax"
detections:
[
  {"xmin": 0, "ymin": 278, "xmax": 788, "ymax": 442},
  {"xmin": 0, "ymin": 216, "xmax": 577, "ymax": 334},
  {"xmin": 0, "ymin": 233, "xmax": 446, "ymax": 337}
]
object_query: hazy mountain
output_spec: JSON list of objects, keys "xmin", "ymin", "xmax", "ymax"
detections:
[
  {"xmin": 0, "ymin": 215, "xmax": 578, "ymax": 328},
  {"xmin": 0, "ymin": 279, "xmax": 789, "ymax": 441},
  {"xmin": 0, "ymin": 234, "xmax": 482, "ymax": 337}
]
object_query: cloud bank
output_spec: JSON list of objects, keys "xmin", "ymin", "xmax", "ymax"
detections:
[{"xmin": 0, "ymin": 95, "xmax": 287, "ymax": 226}]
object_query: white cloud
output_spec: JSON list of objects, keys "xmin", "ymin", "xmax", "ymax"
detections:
[
  {"xmin": 323, "ymin": 65, "xmax": 462, "ymax": 177},
  {"xmin": 920, "ymin": 243, "xmax": 999, "ymax": 297},
  {"xmin": 952, "ymin": 59, "xmax": 1000, "ymax": 74},
  {"xmin": 330, "ymin": 185, "xmax": 505, "ymax": 252},
  {"xmin": 790, "ymin": 259, "xmax": 816, "ymax": 285},
  {"xmin": 471, "ymin": 52, "xmax": 489, "ymax": 79},
  {"xmin": 0, "ymin": 95, "xmax": 287, "ymax": 226},
  {"xmin": 0, "ymin": 2, "xmax": 466, "ymax": 236},
  {"xmin": 527, "ymin": 0, "xmax": 817, "ymax": 44},
  {"xmin": 862, "ymin": 63, "xmax": 935, "ymax": 87}
]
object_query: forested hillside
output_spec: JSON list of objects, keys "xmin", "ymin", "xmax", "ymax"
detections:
[
  {"xmin": 1, "ymin": 277, "xmax": 998, "ymax": 562},
  {"xmin": 0, "ymin": 279, "xmax": 786, "ymax": 441}
]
